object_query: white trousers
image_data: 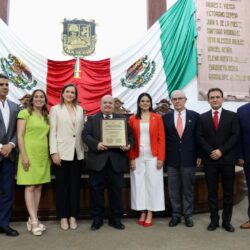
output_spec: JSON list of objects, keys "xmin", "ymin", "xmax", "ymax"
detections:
[{"xmin": 130, "ymin": 146, "xmax": 165, "ymax": 211}]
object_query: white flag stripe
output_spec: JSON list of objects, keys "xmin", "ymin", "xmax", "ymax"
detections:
[
  {"xmin": 111, "ymin": 21, "xmax": 168, "ymax": 112},
  {"xmin": 0, "ymin": 19, "xmax": 47, "ymax": 103}
]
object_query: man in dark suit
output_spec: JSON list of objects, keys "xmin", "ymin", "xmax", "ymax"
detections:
[
  {"xmin": 82, "ymin": 95, "xmax": 134, "ymax": 231},
  {"xmin": 197, "ymin": 88, "xmax": 240, "ymax": 232},
  {"xmin": 163, "ymin": 90, "xmax": 200, "ymax": 228},
  {"xmin": 0, "ymin": 74, "xmax": 19, "ymax": 236},
  {"xmin": 237, "ymin": 102, "xmax": 250, "ymax": 229}
]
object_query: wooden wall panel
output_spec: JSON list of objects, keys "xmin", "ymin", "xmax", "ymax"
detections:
[
  {"xmin": 0, "ymin": 0, "xmax": 9, "ymax": 23},
  {"xmin": 147, "ymin": 0, "xmax": 166, "ymax": 29},
  {"xmin": 11, "ymin": 167, "xmax": 246, "ymax": 221}
]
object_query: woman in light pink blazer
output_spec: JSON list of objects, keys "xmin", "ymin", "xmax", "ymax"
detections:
[{"xmin": 49, "ymin": 83, "xmax": 84, "ymax": 230}]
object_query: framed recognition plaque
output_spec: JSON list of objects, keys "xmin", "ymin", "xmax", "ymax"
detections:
[{"xmin": 101, "ymin": 118, "xmax": 128, "ymax": 147}]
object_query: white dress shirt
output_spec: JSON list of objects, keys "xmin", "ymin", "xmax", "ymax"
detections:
[
  {"xmin": 211, "ymin": 107, "xmax": 222, "ymax": 123},
  {"xmin": 0, "ymin": 99, "xmax": 10, "ymax": 133},
  {"xmin": 103, "ymin": 114, "xmax": 113, "ymax": 119}
]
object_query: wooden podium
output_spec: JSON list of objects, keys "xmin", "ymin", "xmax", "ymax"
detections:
[{"xmin": 11, "ymin": 165, "xmax": 246, "ymax": 221}]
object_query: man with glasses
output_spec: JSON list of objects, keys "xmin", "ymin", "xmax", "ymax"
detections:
[
  {"xmin": 0, "ymin": 73, "xmax": 19, "ymax": 236},
  {"xmin": 197, "ymin": 88, "xmax": 240, "ymax": 232},
  {"xmin": 162, "ymin": 90, "xmax": 200, "ymax": 228}
]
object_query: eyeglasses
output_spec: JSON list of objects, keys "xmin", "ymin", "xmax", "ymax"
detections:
[
  {"xmin": 0, "ymin": 83, "xmax": 9, "ymax": 87},
  {"xmin": 171, "ymin": 97, "xmax": 185, "ymax": 101}
]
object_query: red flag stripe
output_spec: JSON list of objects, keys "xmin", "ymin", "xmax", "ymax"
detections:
[{"xmin": 46, "ymin": 58, "xmax": 112, "ymax": 115}]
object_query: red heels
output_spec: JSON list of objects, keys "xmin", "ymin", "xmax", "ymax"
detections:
[
  {"xmin": 143, "ymin": 221, "xmax": 153, "ymax": 227},
  {"xmin": 137, "ymin": 220, "xmax": 153, "ymax": 227},
  {"xmin": 137, "ymin": 220, "xmax": 145, "ymax": 226}
]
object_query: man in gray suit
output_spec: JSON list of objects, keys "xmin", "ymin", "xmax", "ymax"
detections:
[{"xmin": 0, "ymin": 73, "xmax": 19, "ymax": 236}]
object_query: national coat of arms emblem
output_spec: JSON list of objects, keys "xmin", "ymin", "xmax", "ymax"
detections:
[
  {"xmin": 0, "ymin": 54, "xmax": 37, "ymax": 90},
  {"xmin": 62, "ymin": 19, "xmax": 96, "ymax": 57},
  {"xmin": 121, "ymin": 55, "xmax": 156, "ymax": 89}
]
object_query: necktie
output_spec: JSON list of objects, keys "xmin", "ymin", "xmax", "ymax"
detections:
[
  {"xmin": 105, "ymin": 115, "xmax": 111, "ymax": 119},
  {"xmin": 177, "ymin": 112, "xmax": 183, "ymax": 138},
  {"xmin": 213, "ymin": 111, "xmax": 219, "ymax": 129}
]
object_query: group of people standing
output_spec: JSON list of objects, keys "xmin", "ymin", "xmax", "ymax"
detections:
[
  {"xmin": 0, "ymin": 72, "xmax": 250, "ymax": 238},
  {"xmin": 0, "ymin": 76, "xmax": 85, "ymax": 236}
]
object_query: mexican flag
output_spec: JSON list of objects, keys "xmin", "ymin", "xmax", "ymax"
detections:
[{"xmin": 0, "ymin": 0, "xmax": 197, "ymax": 115}]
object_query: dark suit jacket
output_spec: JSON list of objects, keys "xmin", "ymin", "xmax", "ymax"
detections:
[
  {"xmin": 0, "ymin": 99, "xmax": 19, "ymax": 162},
  {"xmin": 196, "ymin": 108, "xmax": 240, "ymax": 165},
  {"xmin": 162, "ymin": 109, "xmax": 199, "ymax": 168},
  {"xmin": 82, "ymin": 112, "xmax": 134, "ymax": 173},
  {"xmin": 237, "ymin": 103, "xmax": 250, "ymax": 164}
]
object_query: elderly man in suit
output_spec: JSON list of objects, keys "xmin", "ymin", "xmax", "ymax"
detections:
[
  {"xmin": 237, "ymin": 102, "xmax": 250, "ymax": 229},
  {"xmin": 0, "ymin": 74, "xmax": 19, "ymax": 236},
  {"xmin": 82, "ymin": 95, "xmax": 134, "ymax": 231},
  {"xmin": 197, "ymin": 88, "xmax": 240, "ymax": 232},
  {"xmin": 162, "ymin": 90, "xmax": 200, "ymax": 228}
]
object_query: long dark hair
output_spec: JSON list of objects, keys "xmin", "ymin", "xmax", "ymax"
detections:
[
  {"xmin": 135, "ymin": 92, "xmax": 153, "ymax": 119},
  {"xmin": 60, "ymin": 83, "xmax": 78, "ymax": 106},
  {"xmin": 27, "ymin": 89, "xmax": 49, "ymax": 124}
]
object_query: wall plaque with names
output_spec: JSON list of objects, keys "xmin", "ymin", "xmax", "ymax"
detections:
[{"xmin": 196, "ymin": 0, "xmax": 250, "ymax": 101}]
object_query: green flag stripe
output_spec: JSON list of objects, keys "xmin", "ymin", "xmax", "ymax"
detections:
[{"xmin": 159, "ymin": 0, "xmax": 197, "ymax": 96}]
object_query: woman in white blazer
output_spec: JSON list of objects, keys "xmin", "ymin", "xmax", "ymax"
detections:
[{"xmin": 49, "ymin": 83, "xmax": 84, "ymax": 230}]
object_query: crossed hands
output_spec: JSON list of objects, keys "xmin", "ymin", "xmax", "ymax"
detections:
[
  {"xmin": 210, "ymin": 149, "xmax": 222, "ymax": 160},
  {"xmin": 0, "ymin": 143, "xmax": 14, "ymax": 158}
]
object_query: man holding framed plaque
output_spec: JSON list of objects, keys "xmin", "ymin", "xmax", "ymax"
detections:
[{"xmin": 82, "ymin": 95, "xmax": 134, "ymax": 231}]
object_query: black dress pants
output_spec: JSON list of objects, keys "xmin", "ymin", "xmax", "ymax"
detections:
[
  {"xmin": 54, "ymin": 153, "xmax": 82, "ymax": 219},
  {"xmin": 204, "ymin": 164, "xmax": 235, "ymax": 224},
  {"xmin": 89, "ymin": 158, "xmax": 124, "ymax": 221},
  {"xmin": 244, "ymin": 164, "xmax": 250, "ymax": 219},
  {"xmin": 0, "ymin": 158, "xmax": 16, "ymax": 227}
]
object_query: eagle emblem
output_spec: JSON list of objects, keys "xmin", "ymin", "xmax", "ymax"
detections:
[
  {"xmin": 0, "ymin": 54, "xmax": 37, "ymax": 90},
  {"xmin": 121, "ymin": 55, "xmax": 156, "ymax": 89}
]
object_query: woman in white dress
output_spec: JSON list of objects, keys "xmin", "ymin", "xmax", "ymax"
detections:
[{"xmin": 129, "ymin": 93, "xmax": 165, "ymax": 227}]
